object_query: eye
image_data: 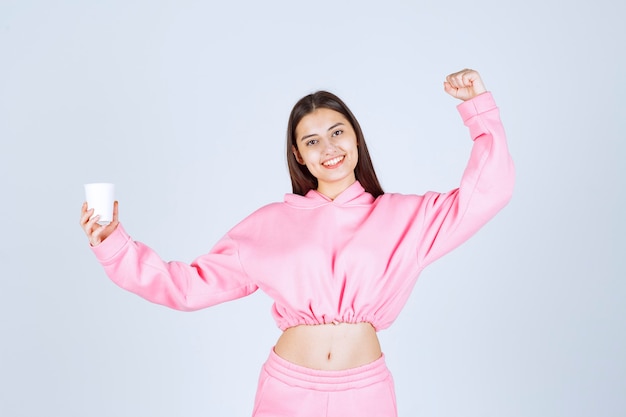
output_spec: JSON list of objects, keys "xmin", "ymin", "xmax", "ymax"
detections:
[
  {"xmin": 332, "ymin": 129, "xmax": 343, "ymax": 137},
  {"xmin": 305, "ymin": 139, "xmax": 318, "ymax": 146}
]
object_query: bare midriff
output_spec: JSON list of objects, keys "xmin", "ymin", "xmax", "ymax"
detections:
[{"xmin": 273, "ymin": 322, "xmax": 382, "ymax": 371}]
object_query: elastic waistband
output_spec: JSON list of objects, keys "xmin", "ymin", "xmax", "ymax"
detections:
[{"xmin": 263, "ymin": 348, "xmax": 391, "ymax": 392}]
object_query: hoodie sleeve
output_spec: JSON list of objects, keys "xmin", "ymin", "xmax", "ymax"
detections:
[
  {"xmin": 91, "ymin": 224, "xmax": 258, "ymax": 311},
  {"xmin": 416, "ymin": 92, "xmax": 515, "ymax": 267}
]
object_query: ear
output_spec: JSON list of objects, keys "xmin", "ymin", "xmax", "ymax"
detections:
[{"xmin": 292, "ymin": 145, "xmax": 305, "ymax": 165}]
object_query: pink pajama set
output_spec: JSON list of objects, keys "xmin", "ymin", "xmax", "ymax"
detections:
[{"xmin": 90, "ymin": 92, "xmax": 515, "ymax": 416}]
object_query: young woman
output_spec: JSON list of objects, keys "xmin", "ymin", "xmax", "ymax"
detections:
[{"xmin": 80, "ymin": 69, "xmax": 515, "ymax": 417}]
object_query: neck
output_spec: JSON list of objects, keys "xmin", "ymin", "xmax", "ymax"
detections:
[{"xmin": 316, "ymin": 178, "xmax": 356, "ymax": 200}]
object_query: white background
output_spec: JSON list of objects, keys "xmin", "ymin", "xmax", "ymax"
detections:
[{"xmin": 1, "ymin": 0, "xmax": 624, "ymax": 416}]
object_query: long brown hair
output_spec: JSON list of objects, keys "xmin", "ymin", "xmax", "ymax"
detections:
[{"xmin": 286, "ymin": 91, "xmax": 384, "ymax": 198}]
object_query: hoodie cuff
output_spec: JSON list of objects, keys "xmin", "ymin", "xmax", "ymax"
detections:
[
  {"xmin": 91, "ymin": 223, "xmax": 131, "ymax": 263},
  {"xmin": 457, "ymin": 92, "xmax": 496, "ymax": 123}
]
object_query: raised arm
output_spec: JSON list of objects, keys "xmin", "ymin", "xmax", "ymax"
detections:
[{"xmin": 416, "ymin": 69, "xmax": 515, "ymax": 266}]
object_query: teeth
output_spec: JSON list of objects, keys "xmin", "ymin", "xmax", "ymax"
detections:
[{"xmin": 323, "ymin": 156, "xmax": 344, "ymax": 166}]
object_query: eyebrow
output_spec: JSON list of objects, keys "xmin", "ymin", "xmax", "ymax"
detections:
[{"xmin": 299, "ymin": 122, "xmax": 345, "ymax": 142}]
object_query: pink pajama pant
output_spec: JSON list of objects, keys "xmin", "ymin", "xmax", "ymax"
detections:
[{"xmin": 252, "ymin": 349, "xmax": 398, "ymax": 417}]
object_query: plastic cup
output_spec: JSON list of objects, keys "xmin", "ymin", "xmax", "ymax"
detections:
[{"xmin": 84, "ymin": 183, "xmax": 115, "ymax": 225}]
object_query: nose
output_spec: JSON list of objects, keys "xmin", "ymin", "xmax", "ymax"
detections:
[{"xmin": 323, "ymin": 139, "xmax": 338, "ymax": 154}]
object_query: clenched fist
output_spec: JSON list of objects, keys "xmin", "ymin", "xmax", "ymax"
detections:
[{"xmin": 444, "ymin": 69, "xmax": 487, "ymax": 101}]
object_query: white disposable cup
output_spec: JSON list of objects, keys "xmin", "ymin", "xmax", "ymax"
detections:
[{"xmin": 84, "ymin": 183, "xmax": 115, "ymax": 225}]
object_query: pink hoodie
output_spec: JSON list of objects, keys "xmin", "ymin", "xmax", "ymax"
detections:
[{"xmin": 92, "ymin": 92, "xmax": 514, "ymax": 331}]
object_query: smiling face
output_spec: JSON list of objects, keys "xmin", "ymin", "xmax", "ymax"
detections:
[{"xmin": 293, "ymin": 108, "xmax": 359, "ymax": 199}]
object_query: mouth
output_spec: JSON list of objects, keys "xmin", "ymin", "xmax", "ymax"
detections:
[{"xmin": 322, "ymin": 155, "xmax": 345, "ymax": 167}]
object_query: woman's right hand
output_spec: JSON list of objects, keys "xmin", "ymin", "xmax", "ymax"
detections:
[{"xmin": 80, "ymin": 201, "xmax": 120, "ymax": 246}]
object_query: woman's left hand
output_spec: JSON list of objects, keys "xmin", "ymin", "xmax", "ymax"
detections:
[{"xmin": 444, "ymin": 69, "xmax": 487, "ymax": 101}]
